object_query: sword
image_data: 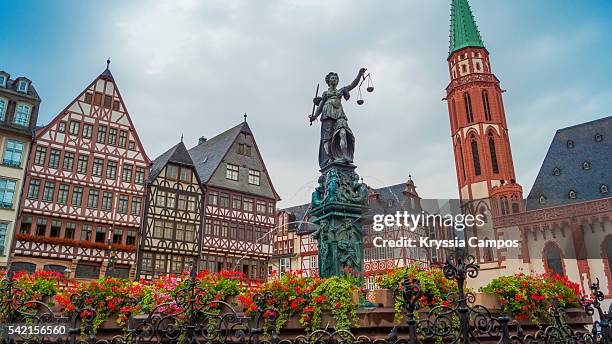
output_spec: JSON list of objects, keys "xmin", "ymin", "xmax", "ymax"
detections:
[{"xmin": 309, "ymin": 83, "xmax": 320, "ymax": 126}]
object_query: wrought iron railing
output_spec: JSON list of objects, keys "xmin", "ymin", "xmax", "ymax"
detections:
[{"xmin": 1, "ymin": 255, "xmax": 610, "ymax": 344}]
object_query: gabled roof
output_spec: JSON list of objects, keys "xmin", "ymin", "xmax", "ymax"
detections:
[
  {"xmin": 526, "ymin": 116, "xmax": 612, "ymax": 210},
  {"xmin": 187, "ymin": 121, "xmax": 280, "ymax": 200},
  {"xmin": 147, "ymin": 141, "xmax": 194, "ymax": 183},
  {"xmin": 188, "ymin": 122, "xmax": 250, "ymax": 184},
  {"xmin": 449, "ymin": 0, "xmax": 485, "ymax": 55}
]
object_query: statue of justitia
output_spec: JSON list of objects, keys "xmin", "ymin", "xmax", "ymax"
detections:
[{"xmin": 309, "ymin": 67, "xmax": 367, "ymax": 168}]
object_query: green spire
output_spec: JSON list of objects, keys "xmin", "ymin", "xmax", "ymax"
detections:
[{"xmin": 449, "ymin": 0, "xmax": 485, "ymax": 55}]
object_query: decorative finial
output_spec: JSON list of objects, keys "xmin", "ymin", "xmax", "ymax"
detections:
[
  {"xmin": 244, "ymin": 112, "xmax": 247, "ymax": 122},
  {"xmin": 106, "ymin": 58, "xmax": 111, "ymax": 69},
  {"xmin": 181, "ymin": 133, "xmax": 184, "ymax": 142}
]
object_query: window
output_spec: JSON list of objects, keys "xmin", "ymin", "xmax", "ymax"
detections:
[
  {"xmin": 36, "ymin": 219, "xmax": 47, "ymax": 236},
  {"xmin": 219, "ymin": 193, "xmax": 230, "ymax": 208},
  {"xmin": 208, "ymin": 192, "xmax": 218, "ymax": 206},
  {"xmin": 83, "ymin": 124, "xmax": 93, "ymax": 138},
  {"xmin": 238, "ymin": 144, "xmax": 251, "ymax": 156},
  {"xmin": 248, "ymin": 170, "xmax": 261, "ymax": 186},
  {"xmin": 128, "ymin": 141, "xmax": 136, "ymax": 150},
  {"xmin": 568, "ymin": 190, "xmax": 577, "ymax": 199},
  {"xmin": 601, "ymin": 184, "xmax": 609, "ymax": 194},
  {"xmin": 108, "ymin": 128, "xmax": 117, "ymax": 145},
  {"xmin": 3, "ymin": 140, "xmax": 24, "ymax": 167},
  {"xmin": 106, "ymin": 161, "xmax": 117, "ymax": 179},
  {"xmin": 226, "ymin": 164, "xmax": 239, "ymax": 181},
  {"xmin": 545, "ymin": 245, "xmax": 564, "ymax": 277},
  {"xmin": 11, "ymin": 262, "xmax": 36, "ymax": 274},
  {"xmin": 185, "ymin": 224, "xmax": 195, "ymax": 241},
  {"xmin": 58, "ymin": 122, "xmax": 66, "ymax": 132},
  {"xmin": 488, "ymin": 133, "xmax": 499, "ymax": 174},
  {"xmin": 131, "ymin": 197, "xmax": 141, "ymax": 215},
  {"xmin": 77, "ymin": 155, "xmax": 89, "ymax": 174},
  {"xmin": 482, "ymin": 90, "xmax": 492, "ymax": 121},
  {"xmin": 97, "ymin": 125, "xmax": 107, "ymax": 143},
  {"xmin": 0, "ymin": 98, "xmax": 6, "ymax": 121},
  {"xmin": 167, "ymin": 192, "xmax": 175, "ymax": 208},
  {"xmin": 171, "ymin": 255, "xmax": 183, "ymax": 273},
  {"xmin": 50, "ymin": 220, "xmax": 61, "ymax": 237},
  {"xmin": 232, "ymin": 196, "xmax": 242, "ymax": 210},
  {"xmin": 42, "ymin": 181, "xmax": 55, "ymax": 201},
  {"xmin": 582, "ymin": 161, "xmax": 591, "ymax": 170},
  {"xmin": 175, "ymin": 223, "xmax": 185, "ymax": 241},
  {"xmin": 93, "ymin": 93, "xmax": 102, "ymax": 106},
  {"xmin": 48, "ymin": 149, "xmax": 61, "ymax": 168},
  {"xmin": 135, "ymin": 167, "xmax": 145, "ymax": 184},
  {"xmin": 0, "ymin": 76, "xmax": 5, "ymax": 87},
  {"xmin": 84, "ymin": 92, "xmax": 93, "ymax": 103},
  {"xmin": 221, "ymin": 222, "xmax": 228, "ymax": 237},
  {"xmin": 179, "ymin": 167, "xmax": 191, "ymax": 182},
  {"xmin": 595, "ymin": 133, "xmax": 603, "ymax": 142},
  {"xmin": 72, "ymin": 186, "xmax": 83, "ymax": 206},
  {"xmin": 122, "ymin": 164, "xmax": 133, "ymax": 182},
  {"xmin": 69, "ymin": 120, "xmax": 80, "ymax": 135},
  {"xmin": 75, "ymin": 264, "xmax": 100, "ymax": 279},
  {"xmin": 178, "ymin": 194, "xmax": 187, "ymax": 210},
  {"xmin": 33, "ymin": 146, "xmax": 47, "ymax": 166},
  {"xmin": 470, "ymin": 135, "xmax": 481, "ymax": 176},
  {"xmin": 117, "ymin": 195, "xmax": 129, "ymax": 213},
  {"xmin": 256, "ymin": 201, "xmax": 266, "ymax": 214},
  {"xmin": 106, "ymin": 266, "xmax": 129, "ymax": 279},
  {"xmin": 103, "ymin": 95, "xmax": 112, "ymax": 109},
  {"xmin": 463, "ymin": 93, "xmax": 473, "ymax": 123},
  {"xmin": 102, "ymin": 192, "xmax": 113, "ymax": 210},
  {"xmin": 153, "ymin": 220, "xmax": 164, "ymax": 238},
  {"xmin": 92, "ymin": 159, "xmax": 104, "ymax": 177},
  {"xmin": 213, "ymin": 221, "xmax": 220, "ymax": 236},
  {"xmin": 552, "ymin": 167, "xmax": 561, "ymax": 176},
  {"xmin": 155, "ymin": 190, "xmax": 166, "ymax": 207},
  {"xmin": 113, "ymin": 100, "xmax": 120, "ymax": 111},
  {"xmin": 62, "ymin": 152, "xmax": 75, "ymax": 171},
  {"xmin": 243, "ymin": 198, "xmax": 253, "ymax": 212},
  {"xmin": 142, "ymin": 252, "xmax": 153, "ymax": 272},
  {"xmin": 166, "ymin": 165, "xmax": 178, "ymax": 179},
  {"xmin": 0, "ymin": 179, "xmax": 16, "ymax": 208},
  {"xmin": 87, "ymin": 189, "xmax": 100, "ymax": 208},
  {"xmin": 14, "ymin": 104, "xmax": 31, "ymax": 126},
  {"xmin": 118, "ymin": 130, "xmax": 127, "ymax": 148},
  {"xmin": 20, "ymin": 216, "xmax": 32, "ymax": 234},
  {"xmin": 80, "ymin": 224, "xmax": 92, "ymax": 241},
  {"xmin": 566, "ymin": 140, "xmax": 575, "ymax": 149},
  {"xmin": 65, "ymin": 223, "xmax": 75, "ymax": 239},
  {"xmin": 188, "ymin": 196, "xmax": 197, "ymax": 211},
  {"xmin": 280, "ymin": 257, "xmax": 290, "ymax": 275},
  {"xmin": 57, "ymin": 184, "xmax": 69, "ymax": 204},
  {"xmin": 18, "ymin": 80, "xmax": 28, "ymax": 93},
  {"xmin": 126, "ymin": 230, "xmax": 136, "ymax": 245},
  {"xmin": 155, "ymin": 253, "xmax": 167, "ymax": 273},
  {"xmin": 27, "ymin": 179, "xmax": 41, "ymax": 199},
  {"xmin": 95, "ymin": 226, "xmax": 106, "ymax": 243}
]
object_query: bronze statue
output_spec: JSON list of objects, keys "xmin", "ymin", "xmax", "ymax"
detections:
[{"xmin": 309, "ymin": 68, "xmax": 367, "ymax": 168}]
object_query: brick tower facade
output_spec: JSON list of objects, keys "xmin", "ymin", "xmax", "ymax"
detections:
[{"xmin": 445, "ymin": 0, "xmax": 523, "ymax": 218}]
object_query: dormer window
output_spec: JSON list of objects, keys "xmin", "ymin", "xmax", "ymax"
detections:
[
  {"xmin": 582, "ymin": 161, "xmax": 591, "ymax": 170},
  {"xmin": 594, "ymin": 133, "xmax": 603, "ymax": 142},
  {"xmin": 539, "ymin": 195, "xmax": 547, "ymax": 204},
  {"xmin": 601, "ymin": 184, "xmax": 609, "ymax": 194},
  {"xmin": 0, "ymin": 98, "xmax": 6, "ymax": 121},
  {"xmin": 568, "ymin": 190, "xmax": 577, "ymax": 199},
  {"xmin": 18, "ymin": 80, "xmax": 28, "ymax": 93},
  {"xmin": 552, "ymin": 167, "xmax": 561, "ymax": 176},
  {"xmin": 0, "ymin": 76, "xmax": 6, "ymax": 88},
  {"xmin": 566, "ymin": 140, "xmax": 575, "ymax": 149},
  {"xmin": 387, "ymin": 199, "xmax": 394, "ymax": 208}
]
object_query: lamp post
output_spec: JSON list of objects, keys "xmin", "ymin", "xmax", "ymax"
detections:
[{"xmin": 106, "ymin": 229, "xmax": 117, "ymax": 277}]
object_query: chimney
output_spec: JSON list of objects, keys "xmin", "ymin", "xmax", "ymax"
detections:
[{"xmin": 198, "ymin": 136, "xmax": 207, "ymax": 145}]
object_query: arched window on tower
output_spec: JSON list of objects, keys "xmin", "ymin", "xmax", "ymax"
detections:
[
  {"xmin": 544, "ymin": 244, "xmax": 564, "ymax": 277},
  {"xmin": 464, "ymin": 92, "xmax": 474, "ymax": 123},
  {"xmin": 482, "ymin": 90, "xmax": 492, "ymax": 121},
  {"xmin": 470, "ymin": 135, "xmax": 481, "ymax": 176},
  {"xmin": 457, "ymin": 141, "xmax": 467, "ymax": 181},
  {"xmin": 488, "ymin": 132, "xmax": 499, "ymax": 174}
]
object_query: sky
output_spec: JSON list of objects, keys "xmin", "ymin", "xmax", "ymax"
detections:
[{"xmin": 1, "ymin": 0, "xmax": 611, "ymax": 208}]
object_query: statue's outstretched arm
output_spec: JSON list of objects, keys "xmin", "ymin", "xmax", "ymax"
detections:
[{"xmin": 343, "ymin": 67, "xmax": 367, "ymax": 92}]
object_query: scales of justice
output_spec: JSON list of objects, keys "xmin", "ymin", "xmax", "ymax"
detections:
[{"xmin": 306, "ymin": 67, "xmax": 374, "ymax": 281}]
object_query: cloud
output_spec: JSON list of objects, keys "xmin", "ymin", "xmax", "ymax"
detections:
[{"xmin": 63, "ymin": 0, "xmax": 612, "ymax": 208}]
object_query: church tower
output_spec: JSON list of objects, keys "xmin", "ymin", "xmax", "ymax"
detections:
[{"xmin": 445, "ymin": 0, "xmax": 522, "ymax": 216}]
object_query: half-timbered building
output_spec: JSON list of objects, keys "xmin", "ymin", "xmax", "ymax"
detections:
[
  {"xmin": 0, "ymin": 71, "xmax": 41, "ymax": 269},
  {"xmin": 136, "ymin": 142, "xmax": 203, "ymax": 279},
  {"xmin": 137, "ymin": 121, "xmax": 279, "ymax": 281},
  {"xmin": 11, "ymin": 66, "xmax": 150, "ymax": 279}
]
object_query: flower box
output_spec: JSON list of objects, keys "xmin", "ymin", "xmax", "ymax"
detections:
[
  {"xmin": 473, "ymin": 292, "xmax": 501, "ymax": 310},
  {"xmin": 370, "ymin": 289, "xmax": 395, "ymax": 307}
]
